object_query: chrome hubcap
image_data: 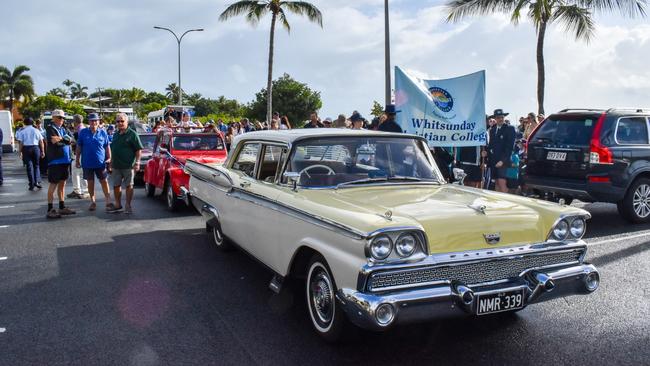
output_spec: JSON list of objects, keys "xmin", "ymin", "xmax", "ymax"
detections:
[
  {"xmin": 633, "ymin": 184, "xmax": 650, "ymax": 218},
  {"xmin": 310, "ymin": 270, "xmax": 333, "ymax": 324},
  {"xmin": 167, "ymin": 186, "xmax": 173, "ymax": 207}
]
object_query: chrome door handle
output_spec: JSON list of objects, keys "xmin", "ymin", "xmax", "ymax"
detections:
[{"xmin": 240, "ymin": 181, "xmax": 251, "ymax": 188}]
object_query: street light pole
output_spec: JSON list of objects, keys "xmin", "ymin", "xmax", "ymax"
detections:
[
  {"xmin": 153, "ymin": 26, "xmax": 204, "ymax": 105},
  {"xmin": 384, "ymin": 0, "xmax": 391, "ymax": 106}
]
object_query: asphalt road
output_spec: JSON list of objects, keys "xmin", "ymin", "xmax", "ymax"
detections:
[{"xmin": 0, "ymin": 153, "xmax": 648, "ymax": 366}]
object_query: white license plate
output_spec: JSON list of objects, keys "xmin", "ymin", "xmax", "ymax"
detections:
[
  {"xmin": 547, "ymin": 151, "xmax": 567, "ymax": 161},
  {"xmin": 476, "ymin": 289, "xmax": 525, "ymax": 315}
]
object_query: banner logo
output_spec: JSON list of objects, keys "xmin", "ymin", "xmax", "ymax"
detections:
[{"xmin": 429, "ymin": 87, "xmax": 454, "ymax": 113}]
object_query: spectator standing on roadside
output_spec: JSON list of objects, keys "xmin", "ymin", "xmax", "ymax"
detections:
[
  {"xmin": 322, "ymin": 118, "xmax": 333, "ymax": 128},
  {"xmin": 350, "ymin": 112, "xmax": 365, "ymax": 130},
  {"xmin": 378, "ymin": 105, "xmax": 403, "ymax": 133},
  {"xmin": 15, "ymin": 117, "xmax": 45, "ymax": 190},
  {"xmin": 280, "ymin": 116, "xmax": 292, "ymax": 130},
  {"xmin": 241, "ymin": 118, "xmax": 255, "ymax": 132},
  {"xmin": 524, "ymin": 112, "xmax": 539, "ymax": 140},
  {"xmin": 304, "ymin": 112, "xmax": 323, "ymax": 128},
  {"xmin": 217, "ymin": 119, "xmax": 228, "ymax": 133},
  {"xmin": 487, "ymin": 109, "xmax": 516, "ymax": 193},
  {"xmin": 34, "ymin": 119, "xmax": 48, "ymax": 177},
  {"xmin": 45, "ymin": 110, "xmax": 76, "ymax": 218},
  {"xmin": 109, "ymin": 113, "xmax": 143, "ymax": 214},
  {"xmin": 225, "ymin": 126, "xmax": 235, "ymax": 151},
  {"xmin": 68, "ymin": 115, "xmax": 88, "ymax": 199},
  {"xmin": 333, "ymin": 114, "xmax": 348, "ymax": 129},
  {"xmin": 75, "ymin": 113, "xmax": 114, "ymax": 212},
  {"xmin": 106, "ymin": 125, "xmax": 115, "ymax": 142}
]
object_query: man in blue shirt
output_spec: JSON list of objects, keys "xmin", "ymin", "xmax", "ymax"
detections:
[
  {"xmin": 0, "ymin": 127, "xmax": 3, "ymax": 186},
  {"xmin": 16, "ymin": 117, "xmax": 45, "ymax": 190},
  {"xmin": 75, "ymin": 113, "xmax": 114, "ymax": 212},
  {"xmin": 45, "ymin": 109, "xmax": 76, "ymax": 218}
]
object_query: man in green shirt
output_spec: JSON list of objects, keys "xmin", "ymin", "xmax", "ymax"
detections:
[{"xmin": 109, "ymin": 113, "xmax": 143, "ymax": 214}]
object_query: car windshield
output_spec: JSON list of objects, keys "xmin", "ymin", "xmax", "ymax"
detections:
[
  {"xmin": 172, "ymin": 135, "xmax": 225, "ymax": 151},
  {"xmin": 285, "ymin": 136, "xmax": 443, "ymax": 188},
  {"xmin": 139, "ymin": 135, "xmax": 156, "ymax": 150}
]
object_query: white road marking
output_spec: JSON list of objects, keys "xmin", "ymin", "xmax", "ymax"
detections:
[
  {"xmin": 586, "ymin": 231, "xmax": 650, "ymax": 247},
  {"xmin": 0, "ymin": 225, "xmax": 9, "ymax": 229},
  {"xmin": 0, "ymin": 257, "xmax": 7, "ymax": 260},
  {"xmin": 0, "ymin": 328, "xmax": 5, "ymax": 333},
  {"xmin": 0, "ymin": 206, "xmax": 15, "ymax": 209}
]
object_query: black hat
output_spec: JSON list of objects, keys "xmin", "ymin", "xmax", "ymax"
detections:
[
  {"xmin": 384, "ymin": 104, "xmax": 401, "ymax": 114},
  {"xmin": 350, "ymin": 112, "xmax": 364, "ymax": 122},
  {"xmin": 24, "ymin": 117, "xmax": 34, "ymax": 125},
  {"xmin": 492, "ymin": 109, "xmax": 509, "ymax": 117}
]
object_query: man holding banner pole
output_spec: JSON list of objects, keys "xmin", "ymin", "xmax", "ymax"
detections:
[{"xmin": 487, "ymin": 109, "xmax": 516, "ymax": 193}]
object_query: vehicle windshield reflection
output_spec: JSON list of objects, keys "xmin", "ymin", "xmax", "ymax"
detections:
[{"xmin": 285, "ymin": 137, "xmax": 443, "ymax": 188}]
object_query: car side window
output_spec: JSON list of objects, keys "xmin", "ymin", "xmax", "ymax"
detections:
[
  {"xmin": 259, "ymin": 145, "xmax": 285, "ymax": 182},
  {"xmin": 616, "ymin": 117, "xmax": 649, "ymax": 145},
  {"xmin": 232, "ymin": 143, "xmax": 260, "ymax": 178}
]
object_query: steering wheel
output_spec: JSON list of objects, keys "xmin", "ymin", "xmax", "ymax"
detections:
[{"xmin": 299, "ymin": 164, "xmax": 336, "ymax": 178}]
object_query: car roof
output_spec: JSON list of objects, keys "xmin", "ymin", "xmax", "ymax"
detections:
[{"xmin": 233, "ymin": 129, "xmax": 414, "ymax": 145}]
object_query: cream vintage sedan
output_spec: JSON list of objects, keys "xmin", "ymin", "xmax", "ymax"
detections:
[{"xmin": 185, "ymin": 129, "xmax": 599, "ymax": 341}]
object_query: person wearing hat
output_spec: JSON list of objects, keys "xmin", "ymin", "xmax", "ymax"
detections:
[
  {"xmin": 75, "ymin": 113, "xmax": 114, "ymax": 212},
  {"xmin": 322, "ymin": 117, "xmax": 333, "ymax": 128},
  {"xmin": 68, "ymin": 114, "xmax": 89, "ymax": 199},
  {"xmin": 487, "ymin": 108, "xmax": 516, "ymax": 193},
  {"xmin": 378, "ymin": 104, "xmax": 403, "ymax": 133},
  {"xmin": 333, "ymin": 114, "xmax": 349, "ymax": 129},
  {"xmin": 45, "ymin": 109, "xmax": 76, "ymax": 218},
  {"xmin": 350, "ymin": 112, "xmax": 365, "ymax": 130},
  {"xmin": 15, "ymin": 117, "xmax": 45, "ymax": 190}
]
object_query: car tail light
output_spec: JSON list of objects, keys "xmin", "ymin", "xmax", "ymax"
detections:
[
  {"xmin": 588, "ymin": 176, "xmax": 610, "ymax": 183},
  {"xmin": 589, "ymin": 113, "xmax": 612, "ymax": 164}
]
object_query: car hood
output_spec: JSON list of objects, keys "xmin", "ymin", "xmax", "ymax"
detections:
[
  {"xmin": 287, "ymin": 185, "xmax": 586, "ymax": 254},
  {"xmin": 178, "ymin": 155, "xmax": 226, "ymax": 165}
]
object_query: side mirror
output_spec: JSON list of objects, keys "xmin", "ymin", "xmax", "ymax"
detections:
[
  {"xmin": 283, "ymin": 172, "xmax": 300, "ymax": 191},
  {"xmin": 453, "ymin": 168, "xmax": 467, "ymax": 186}
]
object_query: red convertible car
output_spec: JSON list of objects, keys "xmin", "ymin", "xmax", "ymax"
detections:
[{"xmin": 144, "ymin": 128, "xmax": 227, "ymax": 210}]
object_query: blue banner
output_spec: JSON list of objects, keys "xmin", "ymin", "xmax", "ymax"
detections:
[{"xmin": 395, "ymin": 67, "xmax": 486, "ymax": 147}]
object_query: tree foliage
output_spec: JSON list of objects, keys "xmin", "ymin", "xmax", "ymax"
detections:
[
  {"xmin": 0, "ymin": 65, "xmax": 36, "ymax": 112},
  {"xmin": 248, "ymin": 73, "xmax": 321, "ymax": 126},
  {"xmin": 20, "ymin": 95, "xmax": 85, "ymax": 119}
]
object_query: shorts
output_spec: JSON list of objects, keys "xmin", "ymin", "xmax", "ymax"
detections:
[
  {"xmin": 458, "ymin": 163, "xmax": 482, "ymax": 182},
  {"xmin": 112, "ymin": 168, "xmax": 134, "ymax": 188},
  {"xmin": 47, "ymin": 164, "xmax": 70, "ymax": 183},
  {"xmin": 506, "ymin": 178, "xmax": 520, "ymax": 189},
  {"xmin": 83, "ymin": 167, "xmax": 108, "ymax": 181},
  {"xmin": 491, "ymin": 165, "xmax": 508, "ymax": 180}
]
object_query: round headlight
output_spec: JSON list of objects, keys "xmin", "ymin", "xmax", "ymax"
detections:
[
  {"xmin": 370, "ymin": 235, "xmax": 393, "ymax": 260},
  {"xmin": 569, "ymin": 218, "xmax": 586, "ymax": 238},
  {"xmin": 395, "ymin": 233, "xmax": 418, "ymax": 257},
  {"xmin": 552, "ymin": 220, "xmax": 569, "ymax": 241}
]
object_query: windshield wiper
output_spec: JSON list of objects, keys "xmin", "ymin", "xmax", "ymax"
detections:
[
  {"xmin": 387, "ymin": 175, "xmax": 442, "ymax": 184},
  {"xmin": 336, "ymin": 177, "xmax": 388, "ymax": 189}
]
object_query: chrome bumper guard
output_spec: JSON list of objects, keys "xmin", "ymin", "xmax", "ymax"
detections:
[
  {"xmin": 179, "ymin": 186, "xmax": 191, "ymax": 206},
  {"xmin": 337, "ymin": 263, "xmax": 599, "ymax": 331}
]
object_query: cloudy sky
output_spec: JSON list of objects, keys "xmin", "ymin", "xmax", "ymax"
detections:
[{"xmin": 2, "ymin": 0, "xmax": 649, "ymax": 120}]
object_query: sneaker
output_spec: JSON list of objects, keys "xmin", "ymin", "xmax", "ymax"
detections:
[
  {"xmin": 58, "ymin": 207, "xmax": 76, "ymax": 215},
  {"xmin": 47, "ymin": 209, "xmax": 62, "ymax": 219},
  {"xmin": 35, "ymin": 183, "xmax": 43, "ymax": 189},
  {"xmin": 107, "ymin": 205, "xmax": 123, "ymax": 213},
  {"xmin": 67, "ymin": 192, "xmax": 81, "ymax": 199},
  {"xmin": 28, "ymin": 186, "xmax": 34, "ymax": 191},
  {"xmin": 124, "ymin": 206, "xmax": 132, "ymax": 214}
]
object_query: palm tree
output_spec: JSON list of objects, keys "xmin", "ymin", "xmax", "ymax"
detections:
[
  {"xmin": 70, "ymin": 83, "xmax": 89, "ymax": 99},
  {"xmin": 446, "ymin": 0, "xmax": 646, "ymax": 114},
  {"xmin": 219, "ymin": 0, "xmax": 322, "ymax": 124},
  {"xmin": 0, "ymin": 65, "xmax": 36, "ymax": 113},
  {"xmin": 165, "ymin": 83, "xmax": 182, "ymax": 103},
  {"xmin": 127, "ymin": 87, "xmax": 146, "ymax": 107}
]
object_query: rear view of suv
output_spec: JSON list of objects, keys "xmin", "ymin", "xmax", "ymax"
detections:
[{"xmin": 525, "ymin": 108, "xmax": 650, "ymax": 223}]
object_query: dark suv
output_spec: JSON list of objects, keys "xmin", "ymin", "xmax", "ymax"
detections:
[{"xmin": 524, "ymin": 108, "xmax": 650, "ymax": 223}]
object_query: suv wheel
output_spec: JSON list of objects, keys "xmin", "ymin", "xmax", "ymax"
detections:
[
  {"xmin": 145, "ymin": 182, "xmax": 155, "ymax": 197},
  {"xmin": 618, "ymin": 178, "xmax": 650, "ymax": 223},
  {"xmin": 306, "ymin": 255, "xmax": 349, "ymax": 342}
]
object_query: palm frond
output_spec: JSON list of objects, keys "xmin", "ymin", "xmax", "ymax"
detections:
[
  {"xmin": 551, "ymin": 4, "xmax": 595, "ymax": 41},
  {"xmin": 281, "ymin": 1, "xmax": 323, "ymax": 26},
  {"xmin": 582, "ymin": 0, "xmax": 647, "ymax": 17},
  {"xmin": 245, "ymin": 3, "xmax": 268, "ymax": 26},
  {"xmin": 277, "ymin": 8, "xmax": 291, "ymax": 32},
  {"xmin": 446, "ymin": 0, "xmax": 519, "ymax": 22},
  {"xmin": 510, "ymin": 0, "xmax": 531, "ymax": 24},
  {"xmin": 219, "ymin": 1, "xmax": 266, "ymax": 21}
]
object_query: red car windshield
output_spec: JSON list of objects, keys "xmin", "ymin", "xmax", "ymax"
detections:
[{"xmin": 172, "ymin": 135, "xmax": 225, "ymax": 151}]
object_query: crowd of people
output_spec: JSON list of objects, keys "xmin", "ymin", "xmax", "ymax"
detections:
[{"xmin": 14, "ymin": 110, "xmax": 143, "ymax": 218}]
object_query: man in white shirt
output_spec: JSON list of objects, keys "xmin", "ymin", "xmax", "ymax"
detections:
[{"xmin": 16, "ymin": 117, "xmax": 45, "ymax": 190}]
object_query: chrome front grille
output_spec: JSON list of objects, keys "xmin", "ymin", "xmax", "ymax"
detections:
[{"xmin": 367, "ymin": 250, "xmax": 583, "ymax": 292}]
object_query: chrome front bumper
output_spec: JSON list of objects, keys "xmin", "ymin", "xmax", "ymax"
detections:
[{"xmin": 337, "ymin": 263, "xmax": 599, "ymax": 331}]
